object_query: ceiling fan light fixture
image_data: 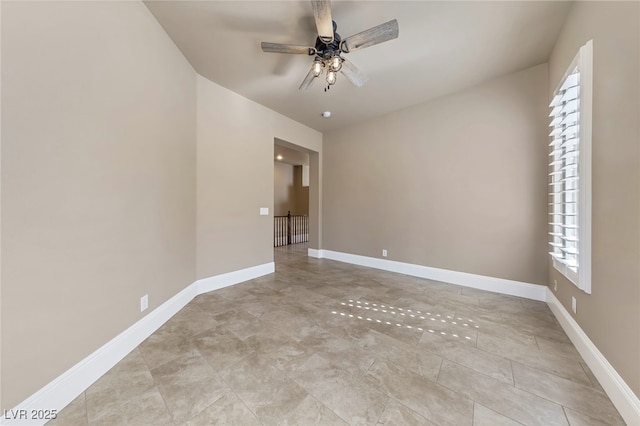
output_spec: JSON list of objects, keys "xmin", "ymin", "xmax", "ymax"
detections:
[
  {"xmin": 326, "ymin": 70, "xmax": 337, "ymax": 85},
  {"xmin": 330, "ymin": 56, "xmax": 342, "ymax": 72},
  {"xmin": 312, "ymin": 60, "xmax": 324, "ymax": 77}
]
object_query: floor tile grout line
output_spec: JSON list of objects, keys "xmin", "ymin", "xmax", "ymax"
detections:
[
  {"xmin": 437, "ymin": 356, "xmax": 515, "ymax": 388},
  {"xmin": 476, "ymin": 402, "xmax": 528, "ymax": 426},
  {"xmin": 435, "ymin": 368, "xmax": 534, "ymax": 426},
  {"xmin": 508, "ymin": 362, "xmax": 611, "ymax": 420},
  {"xmin": 377, "ymin": 393, "xmax": 434, "ymax": 425},
  {"xmin": 474, "ymin": 339, "xmax": 619, "ymax": 422},
  {"xmin": 441, "ymin": 358, "xmax": 575, "ymax": 413},
  {"xmin": 474, "ymin": 335, "xmax": 587, "ymax": 374},
  {"xmin": 435, "ymin": 357, "xmax": 445, "ymax": 384},
  {"xmin": 509, "ymin": 357, "xmax": 608, "ymax": 395},
  {"xmin": 471, "ymin": 400, "xmax": 475, "ymax": 426},
  {"xmin": 132, "ymin": 352, "xmax": 169, "ymax": 417},
  {"xmin": 373, "ymin": 397, "xmax": 390, "ymax": 425},
  {"xmin": 179, "ymin": 391, "xmax": 227, "ymax": 425},
  {"xmin": 217, "ymin": 372, "xmax": 265, "ymax": 426},
  {"xmin": 273, "ymin": 351, "xmax": 353, "ymax": 425},
  {"xmin": 84, "ymin": 349, "xmax": 163, "ymax": 425},
  {"xmin": 509, "ymin": 359, "xmax": 516, "ymax": 387},
  {"xmin": 303, "ymin": 387, "xmax": 351, "ymax": 425},
  {"xmin": 578, "ymin": 360, "xmax": 606, "ymax": 393},
  {"xmin": 83, "ymin": 391, "xmax": 89, "ymax": 426},
  {"xmin": 533, "ymin": 334, "xmax": 542, "ymax": 350},
  {"xmin": 151, "ymin": 349, "xmax": 218, "ymax": 424},
  {"xmin": 561, "ymin": 406, "xmax": 572, "ymax": 426}
]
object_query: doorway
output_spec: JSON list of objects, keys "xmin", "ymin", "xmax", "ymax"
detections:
[
  {"xmin": 272, "ymin": 137, "xmax": 321, "ymax": 260},
  {"xmin": 273, "ymin": 143, "xmax": 309, "ymax": 247}
]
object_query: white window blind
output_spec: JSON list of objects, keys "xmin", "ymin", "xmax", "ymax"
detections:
[{"xmin": 548, "ymin": 40, "xmax": 592, "ymax": 293}]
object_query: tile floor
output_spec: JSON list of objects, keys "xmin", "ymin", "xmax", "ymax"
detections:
[{"xmin": 50, "ymin": 244, "xmax": 624, "ymax": 425}]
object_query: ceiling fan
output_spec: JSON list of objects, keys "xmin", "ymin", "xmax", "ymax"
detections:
[{"xmin": 260, "ymin": 0, "xmax": 399, "ymax": 91}]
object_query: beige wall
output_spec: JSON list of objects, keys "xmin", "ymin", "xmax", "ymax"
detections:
[
  {"xmin": 1, "ymin": 1, "xmax": 197, "ymax": 409},
  {"xmin": 323, "ymin": 64, "xmax": 549, "ymax": 285},
  {"xmin": 548, "ymin": 1, "xmax": 640, "ymax": 396},
  {"xmin": 274, "ymin": 162, "xmax": 296, "ymax": 216},
  {"xmin": 196, "ymin": 75, "xmax": 321, "ymax": 279},
  {"xmin": 293, "ymin": 166, "xmax": 310, "ymax": 216},
  {"xmin": 273, "ymin": 163, "xmax": 309, "ymax": 216}
]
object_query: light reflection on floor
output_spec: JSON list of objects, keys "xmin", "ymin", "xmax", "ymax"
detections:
[{"xmin": 331, "ymin": 299, "xmax": 479, "ymax": 340}]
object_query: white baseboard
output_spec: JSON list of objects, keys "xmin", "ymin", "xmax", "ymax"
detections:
[
  {"xmin": 546, "ymin": 289, "xmax": 640, "ymax": 426},
  {"xmin": 1, "ymin": 262, "xmax": 275, "ymax": 426},
  {"xmin": 196, "ymin": 262, "xmax": 275, "ymax": 294},
  {"xmin": 307, "ymin": 248, "xmax": 322, "ymax": 258},
  {"xmin": 313, "ymin": 249, "xmax": 546, "ymax": 301}
]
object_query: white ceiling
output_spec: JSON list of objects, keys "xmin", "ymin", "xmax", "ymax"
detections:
[{"xmin": 145, "ymin": 1, "xmax": 572, "ymax": 133}]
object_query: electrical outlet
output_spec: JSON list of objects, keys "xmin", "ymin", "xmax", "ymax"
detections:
[
  {"xmin": 141, "ymin": 294, "xmax": 149, "ymax": 312},
  {"xmin": 571, "ymin": 296, "xmax": 577, "ymax": 314},
  {"xmin": 382, "ymin": 249, "xmax": 388, "ymax": 257},
  {"xmin": 553, "ymin": 280, "xmax": 557, "ymax": 291}
]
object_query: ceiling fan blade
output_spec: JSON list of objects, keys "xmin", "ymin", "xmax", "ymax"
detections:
[
  {"xmin": 341, "ymin": 19, "xmax": 399, "ymax": 53},
  {"xmin": 299, "ymin": 68, "xmax": 318, "ymax": 91},
  {"xmin": 261, "ymin": 42, "xmax": 316, "ymax": 55},
  {"xmin": 340, "ymin": 59, "xmax": 368, "ymax": 87},
  {"xmin": 311, "ymin": 0, "xmax": 334, "ymax": 44}
]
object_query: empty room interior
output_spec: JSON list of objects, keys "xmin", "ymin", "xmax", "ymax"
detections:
[{"xmin": 1, "ymin": 1, "xmax": 639, "ymax": 425}]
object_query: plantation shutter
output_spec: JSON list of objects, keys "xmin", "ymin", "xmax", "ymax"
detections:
[{"xmin": 548, "ymin": 68, "xmax": 580, "ymax": 283}]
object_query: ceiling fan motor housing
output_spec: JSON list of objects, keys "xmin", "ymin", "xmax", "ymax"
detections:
[{"xmin": 315, "ymin": 20, "xmax": 342, "ymax": 59}]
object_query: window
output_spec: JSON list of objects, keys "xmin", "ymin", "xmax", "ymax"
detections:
[{"xmin": 548, "ymin": 40, "xmax": 593, "ymax": 293}]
